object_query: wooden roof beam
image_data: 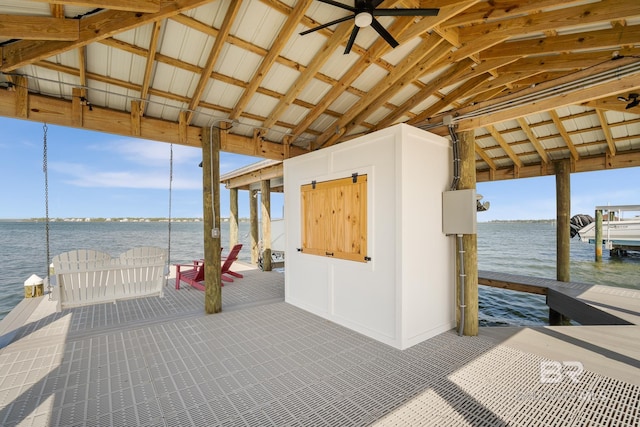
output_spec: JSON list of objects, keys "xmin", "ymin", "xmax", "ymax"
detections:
[
  {"xmin": 482, "ymin": 25, "xmax": 640, "ymax": 60},
  {"xmin": 0, "ymin": 15, "xmax": 78, "ymax": 41},
  {"xmin": 0, "ymin": 88, "xmax": 308, "ymax": 159},
  {"xmin": 396, "ymin": 0, "xmax": 480, "ymax": 43},
  {"xmin": 424, "ymin": 57, "xmax": 640, "ymax": 132},
  {"xmin": 443, "ymin": 0, "xmax": 588, "ymax": 28},
  {"xmin": 460, "ymin": 0, "xmax": 640, "ymax": 42},
  {"xmin": 222, "ymin": 163, "xmax": 284, "ymax": 189},
  {"xmin": 0, "ymin": 0, "xmax": 213, "ymax": 72},
  {"xmin": 31, "ymin": 0, "xmax": 162, "ymax": 13}
]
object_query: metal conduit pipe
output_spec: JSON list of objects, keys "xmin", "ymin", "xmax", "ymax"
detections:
[
  {"xmin": 417, "ymin": 60, "xmax": 640, "ymax": 131},
  {"xmin": 457, "ymin": 234, "xmax": 466, "ymax": 336},
  {"xmin": 449, "ymin": 124, "xmax": 460, "ymax": 191},
  {"xmin": 455, "ymin": 61, "xmax": 640, "ymax": 121}
]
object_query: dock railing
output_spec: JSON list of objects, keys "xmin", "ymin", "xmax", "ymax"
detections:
[{"xmin": 478, "ymin": 270, "xmax": 636, "ymax": 326}]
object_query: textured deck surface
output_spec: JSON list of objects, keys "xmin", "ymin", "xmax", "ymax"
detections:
[{"xmin": 0, "ymin": 266, "xmax": 638, "ymax": 426}]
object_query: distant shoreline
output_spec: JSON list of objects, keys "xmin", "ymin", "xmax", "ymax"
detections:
[
  {"xmin": 0, "ymin": 217, "xmax": 256, "ymax": 223},
  {"xmin": 2, "ymin": 218, "xmax": 552, "ymax": 223}
]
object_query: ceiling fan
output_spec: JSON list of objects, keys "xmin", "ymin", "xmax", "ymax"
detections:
[
  {"xmin": 300, "ymin": 0, "xmax": 439, "ymax": 54},
  {"xmin": 617, "ymin": 93, "xmax": 640, "ymax": 109}
]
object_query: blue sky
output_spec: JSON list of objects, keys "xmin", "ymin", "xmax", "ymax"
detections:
[{"xmin": 0, "ymin": 117, "xmax": 637, "ymax": 220}]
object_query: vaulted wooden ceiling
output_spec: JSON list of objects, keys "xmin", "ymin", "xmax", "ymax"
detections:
[{"xmin": 1, "ymin": 0, "xmax": 639, "ymax": 182}]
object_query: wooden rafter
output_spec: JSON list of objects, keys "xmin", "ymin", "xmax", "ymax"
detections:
[
  {"xmin": 487, "ymin": 125, "xmax": 523, "ymax": 168},
  {"xmin": 475, "ymin": 143, "xmax": 497, "ymax": 171},
  {"xmin": 185, "ymin": 0, "xmax": 243, "ymax": 124},
  {"xmin": 0, "ymin": 0, "xmax": 213, "ymax": 72},
  {"xmin": 373, "ymin": 55, "xmax": 471, "ymax": 132},
  {"xmin": 50, "ymin": 4, "xmax": 64, "ymax": 18},
  {"xmin": 260, "ymin": 20, "xmax": 353, "ymax": 129},
  {"xmin": 321, "ymin": 38, "xmax": 452, "ymax": 147},
  {"xmin": 140, "ymin": 21, "xmax": 162, "ymax": 113},
  {"xmin": 229, "ymin": 0, "xmax": 314, "ymax": 121},
  {"xmin": 517, "ymin": 118, "xmax": 549, "ymax": 165},
  {"xmin": 595, "ymin": 109, "xmax": 616, "ymax": 156},
  {"xmin": 549, "ymin": 111, "xmax": 580, "ymax": 161},
  {"xmin": 287, "ymin": 15, "xmax": 418, "ymax": 141}
]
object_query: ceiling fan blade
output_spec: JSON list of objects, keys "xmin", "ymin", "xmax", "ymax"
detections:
[
  {"xmin": 299, "ymin": 15, "xmax": 355, "ymax": 36},
  {"xmin": 344, "ymin": 26, "xmax": 360, "ymax": 54},
  {"xmin": 373, "ymin": 8, "xmax": 440, "ymax": 17},
  {"xmin": 371, "ymin": 17, "xmax": 398, "ymax": 49},
  {"xmin": 315, "ymin": 0, "xmax": 356, "ymax": 13}
]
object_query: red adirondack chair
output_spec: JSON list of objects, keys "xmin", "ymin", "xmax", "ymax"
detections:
[
  {"xmin": 175, "ymin": 244, "xmax": 243, "ymax": 290},
  {"xmin": 221, "ymin": 244, "xmax": 244, "ymax": 282}
]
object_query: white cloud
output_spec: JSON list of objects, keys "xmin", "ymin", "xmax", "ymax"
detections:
[
  {"xmin": 88, "ymin": 138, "xmax": 201, "ymax": 166},
  {"xmin": 49, "ymin": 161, "xmax": 201, "ymax": 190}
]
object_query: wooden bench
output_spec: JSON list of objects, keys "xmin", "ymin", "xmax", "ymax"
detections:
[{"xmin": 52, "ymin": 247, "xmax": 167, "ymax": 311}]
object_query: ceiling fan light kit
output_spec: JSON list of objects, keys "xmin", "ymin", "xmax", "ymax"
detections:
[
  {"xmin": 301, "ymin": 0, "xmax": 439, "ymax": 54},
  {"xmin": 618, "ymin": 93, "xmax": 640, "ymax": 109},
  {"xmin": 355, "ymin": 12, "xmax": 372, "ymax": 28}
]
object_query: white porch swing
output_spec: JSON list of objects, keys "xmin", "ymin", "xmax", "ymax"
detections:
[{"xmin": 42, "ymin": 124, "xmax": 173, "ymax": 311}]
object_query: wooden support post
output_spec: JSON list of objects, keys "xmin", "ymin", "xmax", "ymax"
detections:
[
  {"xmin": 71, "ymin": 87, "xmax": 83, "ymax": 127},
  {"xmin": 201, "ymin": 126, "xmax": 221, "ymax": 314},
  {"xmin": 458, "ymin": 130, "xmax": 478, "ymax": 336},
  {"xmin": 551, "ymin": 159, "xmax": 571, "ymax": 325},
  {"xmin": 261, "ymin": 179, "xmax": 272, "ymax": 272},
  {"xmin": 595, "ymin": 209, "xmax": 603, "ymax": 262},
  {"xmin": 555, "ymin": 159, "xmax": 571, "ymax": 282},
  {"xmin": 229, "ymin": 188, "xmax": 239, "ymax": 249},
  {"xmin": 250, "ymin": 189, "xmax": 259, "ymax": 265},
  {"xmin": 14, "ymin": 75, "xmax": 28, "ymax": 118},
  {"xmin": 131, "ymin": 101, "xmax": 141, "ymax": 136}
]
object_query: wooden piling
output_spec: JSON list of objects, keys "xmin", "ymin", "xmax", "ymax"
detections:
[
  {"xmin": 229, "ymin": 188, "xmax": 238, "ymax": 249},
  {"xmin": 250, "ymin": 189, "xmax": 259, "ymax": 265},
  {"xmin": 261, "ymin": 180, "xmax": 272, "ymax": 272},
  {"xmin": 201, "ymin": 126, "xmax": 221, "ymax": 314},
  {"xmin": 595, "ymin": 209, "xmax": 603, "ymax": 262},
  {"xmin": 458, "ymin": 130, "xmax": 478, "ymax": 336},
  {"xmin": 555, "ymin": 160, "xmax": 571, "ymax": 282},
  {"xmin": 551, "ymin": 159, "xmax": 571, "ymax": 325}
]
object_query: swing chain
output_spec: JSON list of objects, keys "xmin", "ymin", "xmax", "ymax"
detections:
[
  {"xmin": 43, "ymin": 123, "xmax": 52, "ymax": 299},
  {"xmin": 167, "ymin": 143, "xmax": 173, "ymax": 268}
]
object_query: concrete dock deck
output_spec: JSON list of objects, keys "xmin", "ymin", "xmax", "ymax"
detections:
[{"xmin": 1, "ymin": 266, "xmax": 638, "ymax": 426}]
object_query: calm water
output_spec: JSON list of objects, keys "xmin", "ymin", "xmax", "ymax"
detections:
[{"xmin": 0, "ymin": 221, "xmax": 638, "ymax": 324}]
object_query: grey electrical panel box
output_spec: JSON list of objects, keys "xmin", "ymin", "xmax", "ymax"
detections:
[{"xmin": 442, "ymin": 189, "xmax": 477, "ymax": 235}]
